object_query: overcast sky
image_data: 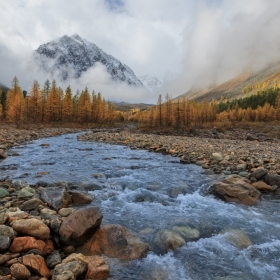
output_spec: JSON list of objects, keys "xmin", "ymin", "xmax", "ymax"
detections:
[{"xmin": 1, "ymin": 0, "xmax": 280, "ymax": 103}]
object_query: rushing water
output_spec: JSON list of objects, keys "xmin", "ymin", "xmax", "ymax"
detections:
[{"xmin": 1, "ymin": 132, "xmax": 280, "ymax": 280}]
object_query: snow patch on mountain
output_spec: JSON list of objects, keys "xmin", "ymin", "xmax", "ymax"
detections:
[
  {"xmin": 34, "ymin": 34, "xmax": 143, "ymax": 87},
  {"xmin": 139, "ymin": 75, "xmax": 162, "ymax": 91}
]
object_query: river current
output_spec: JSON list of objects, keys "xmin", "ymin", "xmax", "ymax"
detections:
[{"xmin": 0, "ymin": 132, "xmax": 279, "ymax": 280}]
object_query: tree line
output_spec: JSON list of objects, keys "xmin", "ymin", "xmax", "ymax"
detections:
[
  {"xmin": 0, "ymin": 77, "xmax": 117, "ymax": 125},
  {"xmin": 132, "ymin": 89, "xmax": 280, "ymax": 127}
]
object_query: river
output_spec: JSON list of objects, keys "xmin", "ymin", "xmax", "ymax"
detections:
[{"xmin": 0, "ymin": 132, "xmax": 279, "ymax": 280}]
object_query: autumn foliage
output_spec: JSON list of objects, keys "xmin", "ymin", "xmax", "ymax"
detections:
[{"xmin": 2, "ymin": 77, "xmax": 116, "ymax": 125}]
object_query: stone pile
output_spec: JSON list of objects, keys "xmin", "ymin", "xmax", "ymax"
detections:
[{"xmin": 0, "ymin": 179, "xmax": 150, "ymax": 280}]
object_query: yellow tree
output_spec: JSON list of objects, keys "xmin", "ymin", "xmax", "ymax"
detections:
[
  {"xmin": 62, "ymin": 86, "xmax": 74, "ymax": 122},
  {"xmin": 28, "ymin": 80, "xmax": 42, "ymax": 122},
  {"xmin": 46, "ymin": 80, "xmax": 60, "ymax": 121},
  {"xmin": 78, "ymin": 87, "xmax": 91, "ymax": 123},
  {"xmin": 6, "ymin": 77, "xmax": 25, "ymax": 122}
]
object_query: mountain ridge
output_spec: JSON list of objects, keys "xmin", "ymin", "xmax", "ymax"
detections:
[{"xmin": 34, "ymin": 34, "xmax": 143, "ymax": 87}]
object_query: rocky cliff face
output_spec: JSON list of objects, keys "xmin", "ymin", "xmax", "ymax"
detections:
[
  {"xmin": 139, "ymin": 75, "xmax": 162, "ymax": 91},
  {"xmin": 34, "ymin": 34, "xmax": 143, "ymax": 87}
]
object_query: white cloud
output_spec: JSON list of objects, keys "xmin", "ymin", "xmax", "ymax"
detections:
[{"xmin": 1, "ymin": 0, "xmax": 280, "ymax": 102}]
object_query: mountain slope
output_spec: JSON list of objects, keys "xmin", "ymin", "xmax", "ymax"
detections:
[
  {"xmin": 139, "ymin": 75, "xmax": 162, "ymax": 91},
  {"xmin": 179, "ymin": 61, "xmax": 280, "ymax": 102},
  {"xmin": 34, "ymin": 34, "xmax": 143, "ymax": 87}
]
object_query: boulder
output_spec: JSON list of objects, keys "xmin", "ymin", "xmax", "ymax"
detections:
[
  {"xmin": 12, "ymin": 218, "xmax": 50, "ymax": 240},
  {"xmin": 40, "ymin": 208, "xmax": 57, "ymax": 220},
  {"xmin": 172, "ymin": 226, "xmax": 200, "ymax": 241},
  {"xmin": 20, "ymin": 254, "xmax": 50, "ymax": 278},
  {"xmin": 0, "ymin": 188, "xmax": 9, "ymax": 198},
  {"xmin": 10, "ymin": 263, "xmax": 31, "ymax": 280},
  {"xmin": 249, "ymin": 168, "xmax": 268, "ymax": 180},
  {"xmin": 43, "ymin": 239, "xmax": 55, "ymax": 255},
  {"xmin": 263, "ymin": 174, "xmax": 280, "ymax": 187},
  {"xmin": 252, "ymin": 181, "xmax": 272, "ymax": 192},
  {"xmin": 212, "ymin": 153, "xmax": 223, "ymax": 161},
  {"xmin": 85, "ymin": 255, "xmax": 110, "ymax": 280},
  {"xmin": 54, "ymin": 260, "xmax": 87, "ymax": 278},
  {"xmin": 9, "ymin": 237, "xmax": 43, "ymax": 253},
  {"xmin": 222, "ymin": 229, "xmax": 252, "ymax": 249},
  {"xmin": 208, "ymin": 177, "xmax": 261, "ymax": 206},
  {"xmin": 46, "ymin": 250, "xmax": 61, "ymax": 268},
  {"xmin": 0, "ymin": 149, "xmax": 7, "ymax": 159},
  {"xmin": 78, "ymin": 224, "xmax": 150, "ymax": 261},
  {"xmin": 59, "ymin": 206, "xmax": 102, "ymax": 246},
  {"xmin": 38, "ymin": 187, "xmax": 72, "ymax": 211},
  {"xmin": 20, "ymin": 198, "xmax": 44, "ymax": 211},
  {"xmin": 17, "ymin": 186, "xmax": 36, "ymax": 198},
  {"xmin": 0, "ymin": 225, "xmax": 17, "ymax": 239},
  {"xmin": 68, "ymin": 191, "xmax": 93, "ymax": 205},
  {"xmin": 0, "ymin": 236, "xmax": 11, "ymax": 252}
]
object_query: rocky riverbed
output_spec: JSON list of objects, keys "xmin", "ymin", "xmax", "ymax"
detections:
[
  {"xmin": 0, "ymin": 179, "xmax": 151, "ymax": 279},
  {"xmin": 78, "ymin": 130, "xmax": 280, "ymax": 203}
]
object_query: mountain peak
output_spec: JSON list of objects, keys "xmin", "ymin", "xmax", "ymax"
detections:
[
  {"xmin": 34, "ymin": 35, "xmax": 143, "ymax": 86},
  {"xmin": 139, "ymin": 75, "xmax": 162, "ymax": 91}
]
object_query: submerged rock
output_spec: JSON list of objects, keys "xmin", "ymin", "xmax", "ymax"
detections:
[{"xmin": 222, "ymin": 229, "xmax": 252, "ymax": 249}]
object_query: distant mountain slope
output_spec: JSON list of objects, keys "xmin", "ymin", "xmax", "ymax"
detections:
[
  {"xmin": 178, "ymin": 61, "xmax": 280, "ymax": 101},
  {"xmin": 139, "ymin": 75, "xmax": 162, "ymax": 91},
  {"xmin": 34, "ymin": 34, "xmax": 143, "ymax": 87}
]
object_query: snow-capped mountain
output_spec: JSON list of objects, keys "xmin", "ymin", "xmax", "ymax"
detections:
[
  {"xmin": 139, "ymin": 75, "xmax": 162, "ymax": 91},
  {"xmin": 34, "ymin": 34, "xmax": 143, "ymax": 87}
]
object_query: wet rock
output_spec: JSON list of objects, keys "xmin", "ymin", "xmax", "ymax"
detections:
[
  {"xmin": 59, "ymin": 206, "xmax": 102, "ymax": 246},
  {"xmin": 0, "ymin": 188, "xmax": 9, "ymax": 198},
  {"xmin": 9, "ymin": 237, "xmax": 42, "ymax": 253},
  {"xmin": 17, "ymin": 186, "xmax": 36, "ymax": 198},
  {"xmin": 58, "ymin": 208, "xmax": 74, "ymax": 217},
  {"xmin": 68, "ymin": 190, "xmax": 93, "ymax": 205},
  {"xmin": 208, "ymin": 177, "xmax": 261, "ymax": 206},
  {"xmin": 10, "ymin": 263, "xmax": 31, "ymax": 280},
  {"xmin": 78, "ymin": 224, "xmax": 150, "ymax": 261},
  {"xmin": 222, "ymin": 229, "xmax": 252, "ymax": 249},
  {"xmin": 0, "ymin": 225, "xmax": 17, "ymax": 239},
  {"xmin": 154, "ymin": 230, "xmax": 185, "ymax": 251},
  {"xmin": 20, "ymin": 198, "xmax": 44, "ymax": 211},
  {"xmin": 0, "ymin": 236, "xmax": 11, "ymax": 252},
  {"xmin": 85, "ymin": 255, "xmax": 110, "ymax": 280},
  {"xmin": 249, "ymin": 168, "xmax": 268, "ymax": 180},
  {"xmin": 54, "ymin": 260, "xmax": 87, "ymax": 279},
  {"xmin": 12, "ymin": 218, "xmax": 50, "ymax": 240},
  {"xmin": 172, "ymin": 226, "xmax": 200, "ymax": 241},
  {"xmin": 263, "ymin": 174, "xmax": 280, "ymax": 187},
  {"xmin": 252, "ymin": 181, "xmax": 272, "ymax": 192},
  {"xmin": 38, "ymin": 187, "xmax": 71, "ymax": 211},
  {"xmin": 46, "ymin": 250, "xmax": 61, "ymax": 268},
  {"xmin": 20, "ymin": 254, "xmax": 50, "ymax": 278},
  {"xmin": 0, "ymin": 149, "xmax": 7, "ymax": 159}
]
